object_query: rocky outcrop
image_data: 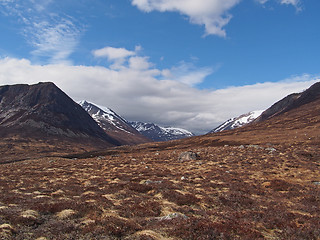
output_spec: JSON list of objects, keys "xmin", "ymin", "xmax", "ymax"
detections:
[{"xmin": 178, "ymin": 151, "xmax": 200, "ymax": 162}]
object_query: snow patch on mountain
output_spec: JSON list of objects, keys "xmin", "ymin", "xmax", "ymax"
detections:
[
  {"xmin": 130, "ymin": 121, "xmax": 194, "ymax": 141},
  {"xmin": 78, "ymin": 100, "xmax": 132, "ymax": 134},
  {"xmin": 211, "ymin": 110, "xmax": 264, "ymax": 133}
]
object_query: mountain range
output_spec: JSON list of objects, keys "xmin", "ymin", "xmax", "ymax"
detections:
[
  {"xmin": 0, "ymin": 81, "xmax": 319, "ymax": 161},
  {"xmin": 78, "ymin": 100, "xmax": 149, "ymax": 145},
  {"xmin": 210, "ymin": 82, "xmax": 320, "ymax": 133},
  {"xmin": 78, "ymin": 101, "xmax": 194, "ymax": 142},
  {"xmin": 129, "ymin": 121, "xmax": 194, "ymax": 141}
]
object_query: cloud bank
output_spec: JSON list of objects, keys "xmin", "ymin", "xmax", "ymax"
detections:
[{"xmin": 0, "ymin": 51, "xmax": 317, "ymax": 134}]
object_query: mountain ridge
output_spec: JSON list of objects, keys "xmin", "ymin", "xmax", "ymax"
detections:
[
  {"xmin": 78, "ymin": 100, "xmax": 150, "ymax": 145},
  {"xmin": 255, "ymin": 82, "xmax": 320, "ymax": 122},
  {"xmin": 130, "ymin": 121, "xmax": 194, "ymax": 142}
]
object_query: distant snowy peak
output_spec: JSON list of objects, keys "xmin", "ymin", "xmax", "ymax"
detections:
[
  {"xmin": 160, "ymin": 126, "xmax": 194, "ymax": 137},
  {"xmin": 79, "ymin": 101, "xmax": 193, "ymax": 142},
  {"xmin": 130, "ymin": 121, "xmax": 194, "ymax": 142},
  {"xmin": 211, "ymin": 110, "xmax": 264, "ymax": 133},
  {"xmin": 78, "ymin": 101, "xmax": 150, "ymax": 145},
  {"xmin": 78, "ymin": 100, "xmax": 129, "ymax": 132}
]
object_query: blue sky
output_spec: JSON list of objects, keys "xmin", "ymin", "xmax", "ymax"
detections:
[{"xmin": 0, "ymin": 0, "xmax": 319, "ymax": 134}]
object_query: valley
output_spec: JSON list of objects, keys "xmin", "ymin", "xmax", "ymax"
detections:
[{"xmin": 0, "ymin": 82, "xmax": 319, "ymax": 239}]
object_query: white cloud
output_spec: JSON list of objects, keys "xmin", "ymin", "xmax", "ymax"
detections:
[
  {"xmin": 92, "ymin": 47, "xmax": 213, "ymax": 86},
  {"xmin": 0, "ymin": 0, "xmax": 82, "ymax": 64},
  {"xmin": 279, "ymin": 0, "xmax": 301, "ymax": 10},
  {"xmin": 93, "ymin": 47, "xmax": 136, "ymax": 60},
  {"xmin": 256, "ymin": 0, "xmax": 302, "ymax": 10},
  {"xmin": 131, "ymin": 0, "xmax": 241, "ymax": 37},
  {"xmin": 0, "ymin": 56, "xmax": 318, "ymax": 135},
  {"xmin": 255, "ymin": 0, "xmax": 268, "ymax": 3},
  {"xmin": 165, "ymin": 62, "xmax": 214, "ymax": 86},
  {"xmin": 28, "ymin": 18, "xmax": 81, "ymax": 64},
  {"xmin": 129, "ymin": 56, "xmax": 153, "ymax": 70},
  {"xmin": 30, "ymin": 0, "xmax": 53, "ymax": 12},
  {"xmin": 92, "ymin": 46, "xmax": 149, "ymax": 70}
]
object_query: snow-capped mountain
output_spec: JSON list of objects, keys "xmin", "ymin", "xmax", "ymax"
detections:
[
  {"xmin": 129, "ymin": 121, "xmax": 194, "ymax": 142},
  {"xmin": 78, "ymin": 101, "xmax": 150, "ymax": 145},
  {"xmin": 210, "ymin": 110, "xmax": 264, "ymax": 133}
]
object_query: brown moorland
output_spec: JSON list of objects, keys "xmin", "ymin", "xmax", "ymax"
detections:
[{"xmin": 0, "ymin": 86, "xmax": 320, "ymax": 239}]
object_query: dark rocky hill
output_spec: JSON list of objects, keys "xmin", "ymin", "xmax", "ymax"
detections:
[
  {"xmin": 0, "ymin": 82, "xmax": 120, "ymax": 150},
  {"xmin": 255, "ymin": 82, "xmax": 320, "ymax": 122}
]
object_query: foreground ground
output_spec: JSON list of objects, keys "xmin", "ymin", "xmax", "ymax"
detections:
[{"xmin": 0, "ymin": 138, "xmax": 319, "ymax": 239}]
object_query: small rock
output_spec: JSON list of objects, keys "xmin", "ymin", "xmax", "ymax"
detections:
[
  {"xmin": 181, "ymin": 176, "xmax": 186, "ymax": 180},
  {"xmin": 157, "ymin": 212, "xmax": 188, "ymax": 221},
  {"xmin": 248, "ymin": 145, "xmax": 263, "ymax": 149},
  {"xmin": 266, "ymin": 147, "xmax": 276, "ymax": 153},
  {"xmin": 312, "ymin": 181, "xmax": 320, "ymax": 186},
  {"xmin": 238, "ymin": 145, "xmax": 245, "ymax": 149},
  {"xmin": 178, "ymin": 151, "xmax": 200, "ymax": 162},
  {"xmin": 143, "ymin": 180, "xmax": 162, "ymax": 185}
]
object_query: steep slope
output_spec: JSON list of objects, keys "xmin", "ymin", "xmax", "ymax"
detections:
[
  {"xmin": 130, "ymin": 121, "xmax": 194, "ymax": 141},
  {"xmin": 210, "ymin": 110, "xmax": 263, "ymax": 133},
  {"xmin": 78, "ymin": 101, "xmax": 150, "ymax": 145},
  {"xmin": 0, "ymin": 82, "xmax": 120, "ymax": 160},
  {"xmin": 255, "ymin": 82, "xmax": 320, "ymax": 122}
]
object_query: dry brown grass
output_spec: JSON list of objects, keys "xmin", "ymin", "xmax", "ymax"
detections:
[{"xmin": 0, "ymin": 140, "xmax": 319, "ymax": 239}]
